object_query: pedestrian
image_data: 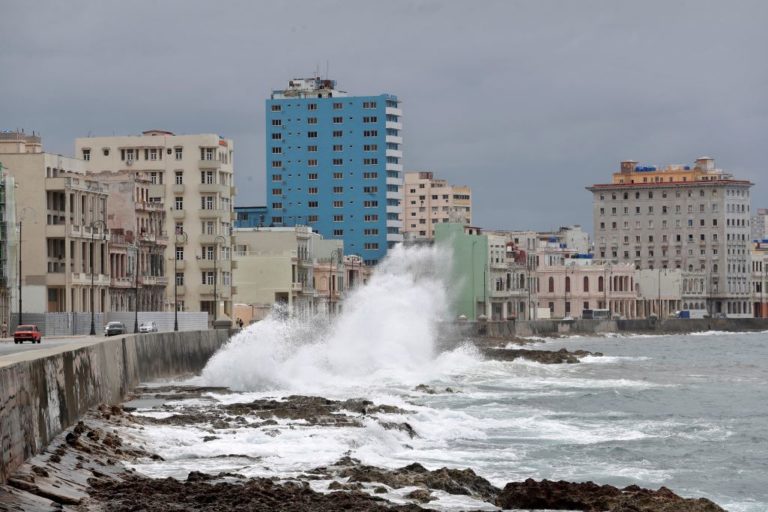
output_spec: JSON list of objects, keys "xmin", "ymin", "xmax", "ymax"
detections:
[{"xmin": 1, "ymin": 321, "xmax": 7, "ymax": 338}]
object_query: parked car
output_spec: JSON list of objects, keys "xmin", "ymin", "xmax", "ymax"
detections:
[
  {"xmin": 104, "ymin": 321, "xmax": 126, "ymax": 337},
  {"xmin": 13, "ymin": 324, "xmax": 42, "ymax": 344},
  {"xmin": 139, "ymin": 321, "xmax": 158, "ymax": 333}
]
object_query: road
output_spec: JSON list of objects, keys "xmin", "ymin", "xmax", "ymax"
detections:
[{"xmin": 0, "ymin": 336, "xmax": 99, "ymax": 357}]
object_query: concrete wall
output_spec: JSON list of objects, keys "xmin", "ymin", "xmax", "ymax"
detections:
[{"xmin": 0, "ymin": 329, "xmax": 229, "ymax": 483}]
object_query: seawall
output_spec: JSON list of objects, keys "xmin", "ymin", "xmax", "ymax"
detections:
[
  {"xmin": 462, "ymin": 317, "xmax": 768, "ymax": 339},
  {"xmin": 0, "ymin": 330, "xmax": 230, "ymax": 483}
]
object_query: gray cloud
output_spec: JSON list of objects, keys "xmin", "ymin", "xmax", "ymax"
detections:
[{"xmin": 1, "ymin": 0, "xmax": 766, "ymax": 233}]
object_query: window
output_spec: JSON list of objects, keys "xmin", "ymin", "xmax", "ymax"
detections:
[
  {"xmin": 333, "ymin": 172, "xmax": 343, "ymax": 179},
  {"xmin": 565, "ymin": 276, "xmax": 571, "ymax": 293},
  {"xmin": 307, "ymin": 117, "xmax": 317, "ymax": 125},
  {"xmin": 175, "ymin": 222, "xmax": 183, "ymax": 234},
  {"xmin": 333, "ymin": 116, "xmax": 343, "ymax": 124},
  {"xmin": 363, "ymin": 186, "xmax": 378, "ymax": 193},
  {"xmin": 364, "ymin": 214, "xmax": 378, "ymax": 222},
  {"xmin": 174, "ymin": 197, "xmax": 183, "ymax": 210},
  {"xmin": 272, "ymin": 160, "xmax": 282, "ymax": 168},
  {"xmin": 175, "ymin": 247, "xmax": 184, "ymax": 260},
  {"xmin": 307, "ymin": 103, "xmax": 317, "ymax": 111},
  {"xmin": 272, "ymin": 188, "xmax": 282, "ymax": 196},
  {"xmin": 363, "ymin": 101, "xmax": 377, "ymax": 109},
  {"xmin": 363, "ymin": 158, "xmax": 378, "ymax": 165},
  {"xmin": 272, "ymin": 174, "xmax": 282, "ymax": 181},
  {"xmin": 364, "ymin": 243, "xmax": 379, "ymax": 250},
  {"xmin": 333, "ymin": 144, "xmax": 343, "ymax": 152},
  {"xmin": 201, "ymin": 196, "xmax": 215, "ymax": 210},
  {"xmin": 201, "ymin": 170, "xmax": 215, "ymax": 184},
  {"xmin": 82, "ymin": 149, "xmax": 90, "ymax": 161},
  {"xmin": 333, "ymin": 215, "xmax": 344, "ymax": 222},
  {"xmin": 175, "ymin": 147, "xmax": 183, "ymax": 160},
  {"xmin": 333, "ymin": 130, "xmax": 343, "ymax": 137},
  {"xmin": 364, "ymin": 200, "xmax": 378, "ymax": 208},
  {"xmin": 333, "ymin": 200, "xmax": 343, "ymax": 208},
  {"xmin": 333, "ymin": 229, "xmax": 344, "ymax": 236},
  {"xmin": 363, "ymin": 144, "xmax": 378, "ymax": 151},
  {"xmin": 272, "ymin": 202, "xmax": 282, "ymax": 209},
  {"xmin": 548, "ymin": 277, "xmax": 555, "ymax": 293},
  {"xmin": 308, "ymin": 159, "xmax": 318, "ymax": 166},
  {"xmin": 175, "ymin": 171, "xmax": 183, "ymax": 185},
  {"xmin": 333, "ymin": 102, "xmax": 343, "ymax": 110},
  {"xmin": 308, "ymin": 187, "xmax": 318, "ymax": 194},
  {"xmin": 583, "ymin": 276, "xmax": 589, "ymax": 292},
  {"xmin": 363, "ymin": 130, "xmax": 378, "ymax": 137},
  {"xmin": 308, "ymin": 215, "xmax": 318, "ymax": 222},
  {"xmin": 333, "ymin": 158, "xmax": 343, "ymax": 165},
  {"xmin": 308, "ymin": 173, "xmax": 318, "ymax": 180},
  {"xmin": 333, "ymin": 186, "xmax": 343, "ymax": 193},
  {"xmin": 308, "ymin": 201, "xmax": 319, "ymax": 208},
  {"xmin": 307, "ymin": 131, "xmax": 318, "ymax": 138},
  {"xmin": 271, "ymin": 105, "xmax": 282, "ymax": 112},
  {"xmin": 307, "ymin": 145, "xmax": 317, "ymax": 152},
  {"xmin": 175, "ymin": 272, "xmax": 184, "ymax": 286},
  {"xmin": 271, "ymin": 147, "xmax": 282, "ymax": 154},
  {"xmin": 202, "ymin": 271, "xmax": 215, "ymax": 285}
]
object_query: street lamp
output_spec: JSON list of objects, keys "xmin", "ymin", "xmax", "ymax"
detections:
[
  {"xmin": 132, "ymin": 244, "xmax": 140, "ymax": 333},
  {"xmin": 328, "ymin": 247, "xmax": 343, "ymax": 318},
  {"xmin": 16, "ymin": 206, "xmax": 37, "ymax": 327},
  {"xmin": 174, "ymin": 231, "xmax": 188, "ymax": 331},
  {"xmin": 89, "ymin": 219, "xmax": 108, "ymax": 336},
  {"xmin": 213, "ymin": 235, "xmax": 226, "ymax": 324}
]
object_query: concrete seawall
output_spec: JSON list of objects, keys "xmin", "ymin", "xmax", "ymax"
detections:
[
  {"xmin": 462, "ymin": 317, "xmax": 768, "ymax": 338},
  {"xmin": 0, "ymin": 330, "xmax": 230, "ymax": 483}
]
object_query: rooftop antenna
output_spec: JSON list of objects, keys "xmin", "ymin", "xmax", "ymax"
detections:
[{"xmin": 325, "ymin": 60, "xmax": 329, "ymax": 79}]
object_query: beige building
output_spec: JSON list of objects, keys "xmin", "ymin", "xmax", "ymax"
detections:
[
  {"xmin": 752, "ymin": 241, "xmax": 768, "ymax": 318},
  {"xmin": 89, "ymin": 170, "xmax": 168, "ymax": 313},
  {"xmin": 76, "ymin": 130, "xmax": 235, "ymax": 321},
  {"xmin": 0, "ymin": 131, "xmax": 110, "ymax": 314},
  {"xmin": 403, "ymin": 171, "xmax": 471, "ymax": 241}
]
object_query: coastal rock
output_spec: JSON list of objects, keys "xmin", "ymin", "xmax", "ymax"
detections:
[
  {"xmin": 495, "ymin": 479, "xmax": 726, "ymax": 512},
  {"xmin": 482, "ymin": 347, "xmax": 601, "ymax": 364}
]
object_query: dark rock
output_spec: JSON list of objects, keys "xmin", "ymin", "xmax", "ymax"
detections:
[
  {"xmin": 414, "ymin": 384, "xmax": 436, "ymax": 394},
  {"xmin": 495, "ymin": 479, "xmax": 726, "ymax": 512},
  {"xmin": 328, "ymin": 480, "xmax": 364, "ymax": 490},
  {"xmin": 405, "ymin": 489, "xmax": 434, "ymax": 503},
  {"xmin": 31, "ymin": 466, "xmax": 49, "ymax": 477},
  {"xmin": 203, "ymin": 435, "xmax": 220, "ymax": 442},
  {"xmin": 482, "ymin": 347, "xmax": 601, "ymax": 364}
]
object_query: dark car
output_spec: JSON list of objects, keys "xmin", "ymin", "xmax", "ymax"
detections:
[
  {"xmin": 104, "ymin": 321, "xmax": 126, "ymax": 337},
  {"xmin": 14, "ymin": 324, "xmax": 42, "ymax": 344}
]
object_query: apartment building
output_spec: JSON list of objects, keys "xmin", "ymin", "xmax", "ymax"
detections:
[
  {"xmin": 76, "ymin": 130, "xmax": 235, "ymax": 320},
  {"xmin": 0, "ymin": 131, "xmax": 110, "ymax": 315},
  {"xmin": 234, "ymin": 205, "xmax": 268, "ymax": 228},
  {"xmin": 403, "ymin": 171, "xmax": 472, "ymax": 241},
  {"xmin": 752, "ymin": 208, "xmax": 768, "ymax": 242},
  {"xmin": 752, "ymin": 241, "xmax": 768, "ymax": 318},
  {"xmin": 265, "ymin": 77, "xmax": 403, "ymax": 265},
  {"xmin": 0, "ymin": 164, "xmax": 17, "ymax": 328},
  {"xmin": 589, "ymin": 157, "xmax": 753, "ymax": 317},
  {"xmin": 89, "ymin": 170, "xmax": 168, "ymax": 313}
]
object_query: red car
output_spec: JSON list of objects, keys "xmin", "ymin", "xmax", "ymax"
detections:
[{"xmin": 14, "ymin": 324, "xmax": 42, "ymax": 344}]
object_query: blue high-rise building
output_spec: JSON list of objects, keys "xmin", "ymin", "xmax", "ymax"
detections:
[{"xmin": 265, "ymin": 77, "xmax": 403, "ymax": 265}]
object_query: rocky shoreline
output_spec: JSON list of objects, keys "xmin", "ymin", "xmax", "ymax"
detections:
[{"xmin": 0, "ymin": 346, "xmax": 725, "ymax": 511}]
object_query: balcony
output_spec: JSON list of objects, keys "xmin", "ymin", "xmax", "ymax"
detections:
[
  {"xmin": 172, "ymin": 260, "xmax": 186, "ymax": 270},
  {"xmin": 175, "ymin": 285, "xmax": 186, "ymax": 295},
  {"xmin": 199, "ymin": 208, "xmax": 228, "ymax": 220},
  {"xmin": 172, "ymin": 184, "xmax": 185, "ymax": 194},
  {"xmin": 171, "ymin": 208, "xmax": 185, "ymax": 219},
  {"xmin": 140, "ymin": 275, "xmax": 168, "ymax": 286},
  {"xmin": 197, "ymin": 259, "xmax": 216, "ymax": 270},
  {"xmin": 46, "ymin": 224, "xmax": 66, "ymax": 238},
  {"xmin": 199, "ymin": 183, "xmax": 227, "ymax": 194},
  {"xmin": 111, "ymin": 276, "xmax": 133, "ymax": 288},
  {"xmin": 136, "ymin": 201, "xmax": 164, "ymax": 212},
  {"xmin": 198, "ymin": 159, "xmax": 221, "ymax": 170},
  {"xmin": 291, "ymin": 282, "xmax": 303, "ymax": 292}
]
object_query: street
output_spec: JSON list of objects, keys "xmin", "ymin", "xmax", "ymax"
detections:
[{"xmin": 0, "ymin": 336, "xmax": 99, "ymax": 357}]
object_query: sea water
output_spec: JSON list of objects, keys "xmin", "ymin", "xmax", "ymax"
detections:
[{"xmin": 121, "ymin": 245, "xmax": 768, "ymax": 511}]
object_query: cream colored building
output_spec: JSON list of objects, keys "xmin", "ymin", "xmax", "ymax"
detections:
[
  {"xmin": 403, "ymin": 171, "xmax": 471, "ymax": 241},
  {"xmin": 0, "ymin": 131, "xmax": 110, "ymax": 314},
  {"xmin": 76, "ymin": 131, "xmax": 235, "ymax": 321}
]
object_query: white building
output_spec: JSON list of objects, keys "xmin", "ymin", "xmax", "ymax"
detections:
[{"xmin": 76, "ymin": 130, "xmax": 236, "ymax": 321}]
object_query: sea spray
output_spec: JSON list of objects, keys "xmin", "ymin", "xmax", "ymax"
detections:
[{"xmin": 201, "ymin": 244, "xmax": 470, "ymax": 393}]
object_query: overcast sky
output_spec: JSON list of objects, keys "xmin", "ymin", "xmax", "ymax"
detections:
[{"xmin": 2, "ymin": 0, "xmax": 766, "ymax": 233}]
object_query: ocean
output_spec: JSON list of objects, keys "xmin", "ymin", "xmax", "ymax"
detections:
[{"xmin": 118, "ymin": 246, "xmax": 768, "ymax": 511}]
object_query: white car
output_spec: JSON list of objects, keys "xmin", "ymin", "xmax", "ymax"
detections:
[{"xmin": 139, "ymin": 321, "xmax": 158, "ymax": 333}]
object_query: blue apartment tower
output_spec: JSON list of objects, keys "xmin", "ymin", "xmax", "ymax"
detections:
[{"xmin": 265, "ymin": 77, "xmax": 403, "ymax": 265}]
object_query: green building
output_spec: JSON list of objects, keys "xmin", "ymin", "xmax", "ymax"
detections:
[{"xmin": 435, "ymin": 223, "xmax": 488, "ymax": 321}]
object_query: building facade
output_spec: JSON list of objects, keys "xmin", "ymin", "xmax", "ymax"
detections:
[
  {"xmin": 435, "ymin": 223, "xmax": 488, "ymax": 321},
  {"xmin": 403, "ymin": 171, "xmax": 471, "ymax": 242},
  {"xmin": 0, "ymin": 131, "xmax": 111, "ymax": 315},
  {"xmin": 589, "ymin": 157, "xmax": 753, "ymax": 317},
  {"xmin": 0, "ymin": 163, "xmax": 17, "ymax": 329},
  {"xmin": 76, "ymin": 130, "xmax": 235, "ymax": 320},
  {"xmin": 752, "ymin": 208, "xmax": 768, "ymax": 242},
  {"xmin": 234, "ymin": 205, "xmax": 268, "ymax": 228},
  {"xmin": 752, "ymin": 241, "xmax": 768, "ymax": 318},
  {"xmin": 89, "ymin": 170, "xmax": 168, "ymax": 313},
  {"xmin": 265, "ymin": 77, "xmax": 403, "ymax": 265}
]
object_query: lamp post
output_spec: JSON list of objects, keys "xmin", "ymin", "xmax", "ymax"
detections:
[
  {"xmin": 328, "ymin": 248, "xmax": 343, "ymax": 318},
  {"xmin": 213, "ymin": 235, "xmax": 226, "ymax": 323},
  {"xmin": 132, "ymin": 244, "xmax": 140, "ymax": 333},
  {"xmin": 16, "ymin": 207, "xmax": 37, "ymax": 327},
  {"xmin": 89, "ymin": 219, "xmax": 108, "ymax": 336},
  {"xmin": 174, "ymin": 231, "xmax": 187, "ymax": 331}
]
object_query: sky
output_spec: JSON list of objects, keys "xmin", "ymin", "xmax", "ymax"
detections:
[{"xmin": 1, "ymin": 0, "xmax": 766, "ymax": 233}]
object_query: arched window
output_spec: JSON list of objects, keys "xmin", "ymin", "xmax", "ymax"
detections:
[
  {"xmin": 583, "ymin": 276, "xmax": 589, "ymax": 292},
  {"xmin": 598, "ymin": 275, "xmax": 604, "ymax": 292},
  {"xmin": 548, "ymin": 277, "xmax": 555, "ymax": 293},
  {"xmin": 565, "ymin": 276, "xmax": 571, "ymax": 293}
]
